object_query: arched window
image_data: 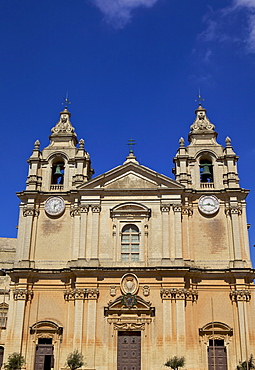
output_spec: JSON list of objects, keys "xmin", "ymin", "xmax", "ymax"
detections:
[
  {"xmin": 51, "ymin": 160, "xmax": 65, "ymax": 185},
  {"xmin": 200, "ymin": 159, "xmax": 213, "ymax": 183},
  {"xmin": 121, "ymin": 225, "xmax": 140, "ymax": 262}
]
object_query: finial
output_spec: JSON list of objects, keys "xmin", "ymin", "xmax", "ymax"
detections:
[
  {"xmin": 34, "ymin": 140, "xmax": 40, "ymax": 150},
  {"xmin": 79, "ymin": 138, "xmax": 85, "ymax": 149},
  {"xmin": 195, "ymin": 89, "xmax": 205, "ymax": 107},
  {"xmin": 126, "ymin": 138, "xmax": 136, "ymax": 154},
  {"xmin": 62, "ymin": 92, "xmax": 71, "ymax": 110},
  {"xmin": 179, "ymin": 137, "xmax": 185, "ymax": 147},
  {"xmin": 225, "ymin": 136, "xmax": 231, "ymax": 147}
]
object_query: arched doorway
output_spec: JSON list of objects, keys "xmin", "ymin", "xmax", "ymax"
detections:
[{"xmin": 30, "ymin": 320, "xmax": 63, "ymax": 370}]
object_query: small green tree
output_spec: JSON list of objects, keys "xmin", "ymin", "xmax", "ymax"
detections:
[
  {"xmin": 237, "ymin": 354, "xmax": 255, "ymax": 370},
  {"xmin": 164, "ymin": 355, "xmax": 185, "ymax": 369},
  {"xmin": 3, "ymin": 353, "xmax": 25, "ymax": 370},
  {"xmin": 66, "ymin": 350, "xmax": 84, "ymax": 370}
]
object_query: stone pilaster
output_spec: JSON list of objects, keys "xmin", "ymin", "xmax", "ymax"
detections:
[
  {"xmin": 4, "ymin": 288, "xmax": 33, "ymax": 360},
  {"xmin": 173, "ymin": 205, "xmax": 183, "ymax": 260},
  {"xmin": 225, "ymin": 205, "xmax": 242, "ymax": 263},
  {"xmin": 160, "ymin": 204, "xmax": 170, "ymax": 259}
]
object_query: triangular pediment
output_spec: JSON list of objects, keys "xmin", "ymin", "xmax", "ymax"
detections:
[{"xmin": 78, "ymin": 162, "xmax": 183, "ymax": 191}]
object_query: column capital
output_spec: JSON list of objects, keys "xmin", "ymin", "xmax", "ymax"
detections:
[
  {"xmin": 23, "ymin": 206, "xmax": 39, "ymax": 217},
  {"xmin": 172, "ymin": 204, "xmax": 182, "ymax": 213},
  {"xmin": 64, "ymin": 288, "xmax": 99, "ymax": 301},
  {"xmin": 13, "ymin": 288, "xmax": 33, "ymax": 301},
  {"xmin": 160, "ymin": 288, "xmax": 198, "ymax": 302},
  {"xmin": 230, "ymin": 289, "xmax": 251, "ymax": 302}
]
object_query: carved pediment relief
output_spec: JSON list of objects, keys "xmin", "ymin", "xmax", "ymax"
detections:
[
  {"xmin": 30, "ymin": 320, "xmax": 63, "ymax": 334},
  {"xmin": 199, "ymin": 322, "xmax": 233, "ymax": 336},
  {"xmin": 199, "ymin": 322, "xmax": 233, "ymax": 345},
  {"xmin": 110, "ymin": 202, "xmax": 151, "ymax": 219},
  {"xmin": 104, "ymin": 172, "xmax": 158, "ymax": 189},
  {"xmin": 104, "ymin": 295, "xmax": 155, "ymax": 317},
  {"xmin": 78, "ymin": 162, "xmax": 183, "ymax": 191}
]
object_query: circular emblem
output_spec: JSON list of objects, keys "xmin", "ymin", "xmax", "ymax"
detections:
[
  {"xmin": 44, "ymin": 196, "xmax": 65, "ymax": 216},
  {"xmin": 198, "ymin": 195, "xmax": 219, "ymax": 215},
  {"xmin": 121, "ymin": 274, "xmax": 139, "ymax": 295}
]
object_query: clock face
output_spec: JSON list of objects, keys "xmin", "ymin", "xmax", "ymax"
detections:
[
  {"xmin": 44, "ymin": 196, "xmax": 65, "ymax": 216},
  {"xmin": 198, "ymin": 195, "xmax": 219, "ymax": 215}
]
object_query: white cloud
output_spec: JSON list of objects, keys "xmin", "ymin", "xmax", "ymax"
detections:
[
  {"xmin": 199, "ymin": 1, "xmax": 255, "ymax": 54},
  {"xmin": 233, "ymin": 0, "xmax": 255, "ymax": 51},
  {"xmin": 234, "ymin": 0, "xmax": 255, "ymax": 8},
  {"xmin": 90, "ymin": 0, "xmax": 160, "ymax": 28}
]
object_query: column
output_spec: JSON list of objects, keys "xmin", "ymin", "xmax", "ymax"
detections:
[
  {"xmin": 181, "ymin": 205, "xmax": 193, "ymax": 260},
  {"xmin": 91, "ymin": 205, "xmax": 101, "ymax": 259},
  {"xmin": 70, "ymin": 205, "xmax": 81, "ymax": 260},
  {"xmin": 173, "ymin": 205, "xmax": 183, "ymax": 260},
  {"xmin": 4, "ymin": 288, "xmax": 32, "ymax": 359},
  {"xmin": 73, "ymin": 299, "xmax": 84, "ymax": 351},
  {"xmin": 22, "ymin": 206, "xmax": 38, "ymax": 261},
  {"xmin": 229, "ymin": 206, "xmax": 242, "ymax": 262},
  {"xmin": 176, "ymin": 299, "xmax": 186, "ymax": 355},
  {"xmin": 79, "ymin": 205, "xmax": 89, "ymax": 259},
  {"xmin": 161, "ymin": 204, "xmax": 170, "ymax": 259},
  {"xmin": 230, "ymin": 289, "xmax": 251, "ymax": 361}
]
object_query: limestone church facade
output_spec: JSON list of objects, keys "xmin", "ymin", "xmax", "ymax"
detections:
[{"xmin": 0, "ymin": 103, "xmax": 254, "ymax": 370}]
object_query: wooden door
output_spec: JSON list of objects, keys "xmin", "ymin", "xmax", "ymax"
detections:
[
  {"xmin": 117, "ymin": 331, "xmax": 141, "ymax": 370},
  {"xmin": 34, "ymin": 344, "xmax": 54, "ymax": 370},
  {"xmin": 208, "ymin": 340, "xmax": 227, "ymax": 370}
]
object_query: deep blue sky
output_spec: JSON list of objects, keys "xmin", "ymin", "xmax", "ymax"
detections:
[{"xmin": 1, "ymin": 0, "xmax": 255, "ymax": 263}]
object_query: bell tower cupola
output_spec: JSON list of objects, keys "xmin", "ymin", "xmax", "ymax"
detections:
[
  {"xmin": 173, "ymin": 103, "xmax": 240, "ymax": 190},
  {"xmin": 26, "ymin": 107, "xmax": 94, "ymax": 192}
]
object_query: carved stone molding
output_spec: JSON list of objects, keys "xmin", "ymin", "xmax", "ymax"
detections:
[
  {"xmin": 121, "ymin": 274, "xmax": 139, "ymax": 295},
  {"xmin": 80, "ymin": 205, "xmax": 89, "ymax": 213},
  {"xmin": 72, "ymin": 174, "xmax": 85, "ymax": 184},
  {"xmin": 110, "ymin": 202, "xmax": 151, "ymax": 219},
  {"xmin": 92, "ymin": 205, "xmax": 101, "ymax": 213},
  {"xmin": 190, "ymin": 107, "xmax": 215, "ymax": 132},
  {"xmin": 64, "ymin": 288, "xmax": 99, "ymax": 301},
  {"xmin": 108, "ymin": 317, "xmax": 152, "ymax": 331},
  {"xmin": 160, "ymin": 288, "xmax": 198, "ymax": 302},
  {"xmin": 182, "ymin": 205, "xmax": 193, "ymax": 216},
  {"xmin": 70, "ymin": 205, "xmax": 80, "ymax": 217},
  {"xmin": 143, "ymin": 285, "xmax": 150, "ymax": 297},
  {"xmin": 70, "ymin": 204, "xmax": 90, "ymax": 216},
  {"xmin": 51, "ymin": 110, "xmax": 75, "ymax": 134},
  {"xmin": 225, "ymin": 205, "xmax": 242, "ymax": 216},
  {"xmin": 160, "ymin": 204, "xmax": 171, "ymax": 212},
  {"xmin": 26, "ymin": 175, "xmax": 42, "ymax": 186},
  {"xmin": 230, "ymin": 289, "xmax": 251, "ymax": 302},
  {"xmin": 23, "ymin": 206, "xmax": 39, "ymax": 217},
  {"xmin": 13, "ymin": 289, "xmax": 33, "ymax": 301},
  {"xmin": 113, "ymin": 322, "xmax": 145, "ymax": 331},
  {"xmin": 144, "ymin": 224, "xmax": 148, "ymax": 236},
  {"xmin": 110, "ymin": 286, "xmax": 116, "ymax": 297},
  {"xmin": 199, "ymin": 322, "xmax": 233, "ymax": 345},
  {"xmin": 172, "ymin": 204, "xmax": 182, "ymax": 213},
  {"xmin": 105, "ymin": 295, "xmax": 155, "ymax": 317}
]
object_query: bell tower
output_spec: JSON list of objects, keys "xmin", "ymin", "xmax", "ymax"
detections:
[
  {"xmin": 26, "ymin": 108, "xmax": 94, "ymax": 192},
  {"xmin": 173, "ymin": 103, "xmax": 250, "ymax": 269},
  {"xmin": 15, "ymin": 107, "xmax": 94, "ymax": 267},
  {"xmin": 173, "ymin": 104, "xmax": 240, "ymax": 190}
]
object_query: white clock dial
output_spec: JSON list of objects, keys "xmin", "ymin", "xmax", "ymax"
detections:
[
  {"xmin": 44, "ymin": 196, "xmax": 65, "ymax": 216},
  {"xmin": 198, "ymin": 195, "xmax": 219, "ymax": 215}
]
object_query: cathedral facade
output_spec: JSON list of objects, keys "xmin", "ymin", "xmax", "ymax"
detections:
[{"xmin": 0, "ymin": 104, "xmax": 254, "ymax": 370}]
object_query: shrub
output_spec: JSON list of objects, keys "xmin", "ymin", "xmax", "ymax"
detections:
[
  {"xmin": 237, "ymin": 354, "xmax": 255, "ymax": 370},
  {"xmin": 165, "ymin": 355, "xmax": 185, "ymax": 369},
  {"xmin": 3, "ymin": 353, "xmax": 25, "ymax": 370},
  {"xmin": 66, "ymin": 350, "xmax": 84, "ymax": 370}
]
